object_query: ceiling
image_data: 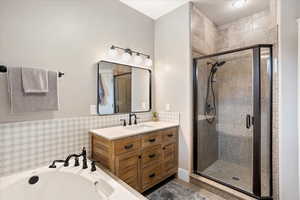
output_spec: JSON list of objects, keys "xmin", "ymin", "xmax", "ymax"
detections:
[
  {"xmin": 192, "ymin": 0, "xmax": 270, "ymax": 26},
  {"xmin": 119, "ymin": 0, "xmax": 190, "ymax": 20},
  {"xmin": 119, "ymin": 0, "xmax": 270, "ymax": 25}
]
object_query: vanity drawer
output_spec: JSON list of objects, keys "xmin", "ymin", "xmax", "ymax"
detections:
[
  {"xmin": 142, "ymin": 164, "xmax": 161, "ymax": 189},
  {"xmin": 162, "ymin": 128, "xmax": 177, "ymax": 144},
  {"xmin": 141, "ymin": 132, "xmax": 162, "ymax": 149},
  {"xmin": 141, "ymin": 145, "xmax": 162, "ymax": 168},
  {"xmin": 162, "ymin": 143, "xmax": 176, "ymax": 161},
  {"xmin": 114, "ymin": 136, "xmax": 140, "ymax": 155}
]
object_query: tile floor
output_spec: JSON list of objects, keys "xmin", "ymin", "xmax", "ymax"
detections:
[{"xmin": 145, "ymin": 178, "xmax": 226, "ymax": 200}]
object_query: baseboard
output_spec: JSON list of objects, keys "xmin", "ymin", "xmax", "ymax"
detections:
[{"xmin": 178, "ymin": 168, "xmax": 190, "ymax": 182}]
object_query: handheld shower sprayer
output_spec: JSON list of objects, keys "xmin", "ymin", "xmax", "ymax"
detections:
[{"xmin": 205, "ymin": 60, "xmax": 226, "ymax": 124}]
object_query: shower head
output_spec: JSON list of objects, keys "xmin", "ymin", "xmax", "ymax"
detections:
[
  {"xmin": 208, "ymin": 61, "xmax": 226, "ymax": 73},
  {"xmin": 216, "ymin": 61, "xmax": 226, "ymax": 67}
]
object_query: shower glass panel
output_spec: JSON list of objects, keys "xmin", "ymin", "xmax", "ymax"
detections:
[
  {"xmin": 193, "ymin": 45, "xmax": 273, "ymax": 199},
  {"xmin": 260, "ymin": 47, "xmax": 272, "ymax": 197},
  {"xmin": 195, "ymin": 50, "xmax": 254, "ymax": 194}
]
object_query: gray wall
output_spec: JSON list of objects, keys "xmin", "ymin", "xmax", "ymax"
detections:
[
  {"xmin": 279, "ymin": 0, "xmax": 300, "ymax": 199},
  {"xmin": 155, "ymin": 3, "xmax": 192, "ymax": 175},
  {"xmin": 0, "ymin": 0, "xmax": 154, "ymax": 123}
]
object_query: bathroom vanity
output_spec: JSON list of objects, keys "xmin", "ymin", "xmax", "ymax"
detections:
[{"xmin": 90, "ymin": 121, "xmax": 179, "ymax": 192}]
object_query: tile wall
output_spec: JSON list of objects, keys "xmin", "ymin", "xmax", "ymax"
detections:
[{"xmin": 0, "ymin": 112, "xmax": 180, "ymax": 177}]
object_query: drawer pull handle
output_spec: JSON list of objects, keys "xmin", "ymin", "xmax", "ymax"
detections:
[
  {"xmin": 124, "ymin": 144, "xmax": 133, "ymax": 149},
  {"xmin": 148, "ymin": 138, "xmax": 156, "ymax": 143},
  {"xmin": 149, "ymin": 173, "xmax": 156, "ymax": 178},
  {"xmin": 167, "ymin": 134, "xmax": 173, "ymax": 137},
  {"xmin": 149, "ymin": 154, "xmax": 156, "ymax": 158}
]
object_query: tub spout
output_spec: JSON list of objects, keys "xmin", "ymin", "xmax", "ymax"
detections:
[
  {"xmin": 64, "ymin": 147, "xmax": 87, "ymax": 167},
  {"xmin": 49, "ymin": 160, "xmax": 65, "ymax": 168}
]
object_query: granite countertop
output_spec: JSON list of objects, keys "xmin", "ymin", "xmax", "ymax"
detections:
[{"xmin": 90, "ymin": 121, "xmax": 179, "ymax": 140}]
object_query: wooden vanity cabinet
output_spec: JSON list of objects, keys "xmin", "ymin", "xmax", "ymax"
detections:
[{"xmin": 90, "ymin": 127, "xmax": 178, "ymax": 192}]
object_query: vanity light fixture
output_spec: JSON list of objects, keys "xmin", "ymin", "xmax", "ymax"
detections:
[
  {"xmin": 232, "ymin": 0, "xmax": 247, "ymax": 8},
  {"xmin": 134, "ymin": 53, "xmax": 143, "ymax": 65},
  {"xmin": 121, "ymin": 48, "xmax": 132, "ymax": 62},
  {"xmin": 108, "ymin": 45, "xmax": 118, "ymax": 58},
  {"xmin": 145, "ymin": 55, "xmax": 153, "ymax": 67},
  {"xmin": 108, "ymin": 45, "xmax": 152, "ymax": 67}
]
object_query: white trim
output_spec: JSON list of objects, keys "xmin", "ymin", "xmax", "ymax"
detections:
[
  {"xmin": 298, "ymin": 18, "xmax": 300, "ymax": 200},
  {"xmin": 178, "ymin": 168, "xmax": 190, "ymax": 182},
  {"xmin": 101, "ymin": 57, "xmax": 152, "ymax": 70}
]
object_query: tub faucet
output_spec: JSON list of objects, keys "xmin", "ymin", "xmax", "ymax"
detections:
[
  {"xmin": 64, "ymin": 147, "xmax": 87, "ymax": 169},
  {"xmin": 49, "ymin": 160, "xmax": 65, "ymax": 168}
]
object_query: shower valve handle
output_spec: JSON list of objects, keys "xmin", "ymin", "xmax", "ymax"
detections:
[{"xmin": 246, "ymin": 114, "xmax": 251, "ymax": 129}]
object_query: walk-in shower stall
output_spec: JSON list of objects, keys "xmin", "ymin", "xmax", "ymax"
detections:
[{"xmin": 193, "ymin": 44, "xmax": 273, "ymax": 199}]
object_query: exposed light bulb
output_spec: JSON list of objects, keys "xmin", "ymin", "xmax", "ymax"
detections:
[
  {"xmin": 122, "ymin": 52, "xmax": 131, "ymax": 62},
  {"xmin": 145, "ymin": 56, "xmax": 153, "ymax": 67},
  {"xmin": 133, "ymin": 53, "xmax": 143, "ymax": 65},
  {"xmin": 232, "ymin": 0, "xmax": 247, "ymax": 8},
  {"xmin": 108, "ymin": 46, "xmax": 118, "ymax": 58}
]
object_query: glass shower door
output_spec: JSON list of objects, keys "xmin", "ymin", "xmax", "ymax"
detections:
[{"xmin": 194, "ymin": 49, "xmax": 254, "ymax": 194}]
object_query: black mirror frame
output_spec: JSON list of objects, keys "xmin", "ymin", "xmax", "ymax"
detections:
[{"xmin": 97, "ymin": 60, "xmax": 152, "ymax": 116}]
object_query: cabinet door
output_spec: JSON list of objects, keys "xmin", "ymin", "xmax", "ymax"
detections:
[
  {"xmin": 115, "ymin": 152, "xmax": 140, "ymax": 191},
  {"xmin": 162, "ymin": 143, "xmax": 177, "ymax": 178}
]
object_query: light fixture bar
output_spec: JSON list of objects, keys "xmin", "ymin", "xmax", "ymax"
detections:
[{"xmin": 111, "ymin": 45, "xmax": 150, "ymax": 58}]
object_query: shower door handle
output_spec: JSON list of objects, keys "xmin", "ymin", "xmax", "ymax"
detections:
[{"xmin": 246, "ymin": 114, "xmax": 251, "ymax": 129}]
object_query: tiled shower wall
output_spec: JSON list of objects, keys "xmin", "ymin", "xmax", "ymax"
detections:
[
  {"xmin": 216, "ymin": 9, "xmax": 277, "ymax": 52},
  {"xmin": 216, "ymin": 53, "xmax": 254, "ymax": 168},
  {"xmin": 0, "ymin": 112, "xmax": 180, "ymax": 177},
  {"xmin": 196, "ymin": 59, "xmax": 218, "ymax": 171},
  {"xmin": 191, "ymin": 5, "xmax": 217, "ymax": 56},
  {"xmin": 192, "ymin": 0, "xmax": 279, "ymax": 198}
]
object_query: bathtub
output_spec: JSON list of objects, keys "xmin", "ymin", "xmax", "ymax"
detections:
[{"xmin": 0, "ymin": 159, "xmax": 145, "ymax": 200}]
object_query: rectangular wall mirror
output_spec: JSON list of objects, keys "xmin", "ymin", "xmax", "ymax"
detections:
[{"xmin": 97, "ymin": 61, "xmax": 151, "ymax": 115}]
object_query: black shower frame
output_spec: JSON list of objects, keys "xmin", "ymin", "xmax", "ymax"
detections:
[{"xmin": 192, "ymin": 44, "xmax": 273, "ymax": 200}]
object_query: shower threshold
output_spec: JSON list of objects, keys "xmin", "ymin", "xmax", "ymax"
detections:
[{"xmin": 201, "ymin": 160, "xmax": 269, "ymax": 196}]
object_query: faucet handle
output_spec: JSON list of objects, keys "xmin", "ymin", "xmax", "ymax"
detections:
[
  {"xmin": 120, "ymin": 119, "xmax": 127, "ymax": 127},
  {"xmin": 91, "ymin": 161, "xmax": 97, "ymax": 172},
  {"xmin": 82, "ymin": 157, "xmax": 88, "ymax": 169},
  {"xmin": 82, "ymin": 147, "xmax": 86, "ymax": 156},
  {"xmin": 134, "ymin": 117, "xmax": 139, "ymax": 125},
  {"xmin": 74, "ymin": 157, "xmax": 80, "ymax": 167}
]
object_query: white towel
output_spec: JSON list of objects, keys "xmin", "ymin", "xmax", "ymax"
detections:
[{"xmin": 21, "ymin": 67, "xmax": 48, "ymax": 93}]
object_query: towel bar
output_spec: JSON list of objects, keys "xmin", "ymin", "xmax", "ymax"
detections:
[{"xmin": 0, "ymin": 65, "xmax": 64, "ymax": 77}]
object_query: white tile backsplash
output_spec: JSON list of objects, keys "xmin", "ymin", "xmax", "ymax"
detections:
[{"xmin": 0, "ymin": 112, "xmax": 179, "ymax": 177}]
